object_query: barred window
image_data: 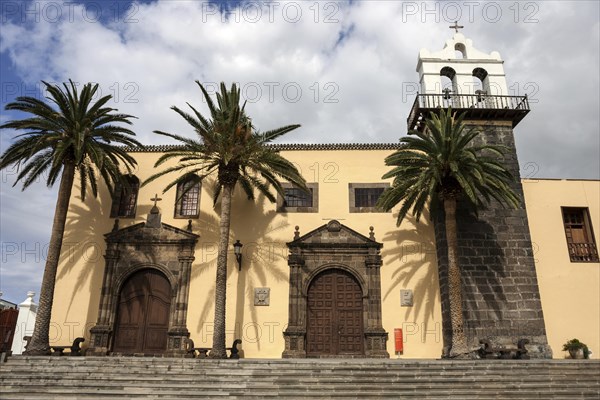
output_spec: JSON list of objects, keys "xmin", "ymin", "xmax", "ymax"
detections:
[
  {"xmin": 354, "ymin": 188, "xmax": 385, "ymax": 208},
  {"xmin": 349, "ymin": 183, "xmax": 389, "ymax": 213},
  {"xmin": 284, "ymin": 188, "xmax": 313, "ymax": 208},
  {"xmin": 562, "ymin": 207, "xmax": 599, "ymax": 262},
  {"xmin": 175, "ymin": 177, "xmax": 201, "ymax": 218},
  {"xmin": 110, "ymin": 175, "xmax": 139, "ymax": 218},
  {"xmin": 277, "ymin": 183, "xmax": 318, "ymax": 213}
]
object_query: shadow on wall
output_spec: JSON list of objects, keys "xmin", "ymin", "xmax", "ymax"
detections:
[
  {"xmin": 190, "ymin": 200, "xmax": 220, "ymax": 336},
  {"xmin": 459, "ymin": 210, "xmax": 508, "ymax": 334},
  {"xmin": 57, "ymin": 186, "xmax": 115, "ymax": 345},
  {"xmin": 381, "ymin": 213, "xmax": 439, "ymax": 336},
  {"xmin": 60, "ymin": 183, "xmax": 212, "ymax": 348},
  {"xmin": 434, "ymin": 203, "xmax": 509, "ymax": 348},
  {"xmin": 231, "ymin": 191, "xmax": 291, "ymax": 351},
  {"xmin": 193, "ymin": 183, "xmax": 291, "ymax": 350}
]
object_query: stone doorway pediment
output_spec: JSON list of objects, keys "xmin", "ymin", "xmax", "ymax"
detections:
[
  {"xmin": 104, "ymin": 220, "xmax": 199, "ymax": 244},
  {"xmin": 288, "ymin": 220, "xmax": 382, "ymax": 249}
]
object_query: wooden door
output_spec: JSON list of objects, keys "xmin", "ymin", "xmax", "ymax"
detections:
[
  {"xmin": 0, "ymin": 309, "xmax": 18, "ymax": 352},
  {"xmin": 113, "ymin": 269, "xmax": 171, "ymax": 354},
  {"xmin": 307, "ymin": 269, "xmax": 364, "ymax": 356}
]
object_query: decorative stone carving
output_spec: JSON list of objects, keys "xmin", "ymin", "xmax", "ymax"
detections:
[
  {"xmin": 254, "ymin": 288, "xmax": 270, "ymax": 306},
  {"xmin": 282, "ymin": 220, "xmax": 389, "ymax": 358},
  {"xmin": 326, "ymin": 220, "xmax": 342, "ymax": 232},
  {"xmin": 88, "ymin": 210, "xmax": 199, "ymax": 357}
]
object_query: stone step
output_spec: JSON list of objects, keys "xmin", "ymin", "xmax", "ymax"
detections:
[
  {"xmin": 1, "ymin": 357, "xmax": 599, "ymax": 399},
  {"xmin": 2, "ymin": 388, "xmax": 599, "ymax": 400},
  {"xmin": 3, "ymin": 370, "xmax": 598, "ymax": 382},
  {"xmin": 4, "ymin": 371, "xmax": 597, "ymax": 385},
  {"xmin": 5, "ymin": 357, "xmax": 598, "ymax": 369},
  {"xmin": 6, "ymin": 372, "xmax": 593, "ymax": 383},
  {"xmin": 4, "ymin": 368, "xmax": 597, "ymax": 379},
  {"xmin": 3, "ymin": 382, "xmax": 596, "ymax": 394},
  {"xmin": 3, "ymin": 359, "xmax": 598, "ymax": 374}
]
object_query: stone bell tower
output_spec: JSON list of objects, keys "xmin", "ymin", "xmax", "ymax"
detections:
[{"xmin": 408, "ymin": 25, "xmax": 552, "ymax": 358}]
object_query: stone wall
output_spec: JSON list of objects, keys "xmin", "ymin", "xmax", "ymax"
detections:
[{"xmin": 433, "ymin": 121, "xmax": 552, "ymax": 358}]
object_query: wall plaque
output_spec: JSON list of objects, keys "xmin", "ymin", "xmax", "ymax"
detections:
[
  {"xmin": 400, "ymin": 289, "xmax": 413, "ymax": 307},
  {"xmin": 254, "ymin": 288, "xmax": 270, "ymax": 306}
]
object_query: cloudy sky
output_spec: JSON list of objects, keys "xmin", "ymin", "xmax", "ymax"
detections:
[{"xmin": 0, "ymin": 0, "xmax": 599, "ymax": 302}]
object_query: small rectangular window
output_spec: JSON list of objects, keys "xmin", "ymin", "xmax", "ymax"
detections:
[
  {"xmin": 561, "ymin": 207, "xmax": 599, "ymax": 262},
  {"xmin": 349, "ymin": 183, "xmax": 389, "ymax": 213},
  {"xmin": 277, "ymin": 183, "xmax": 318, "ymax": 213}
]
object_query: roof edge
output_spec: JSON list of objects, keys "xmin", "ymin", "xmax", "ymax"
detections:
[
  {"xmin": 123, "ymin": 143, "xmax": 402, "ymax": 153},
  {"xmin": 521, "ymin": 178, "xmax": 600, "ymax": 183}
]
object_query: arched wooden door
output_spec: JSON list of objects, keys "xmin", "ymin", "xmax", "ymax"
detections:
[
  {"xmin": 113, "ymin": 269, "xmax": 171, "ymax": 354},
  {"xmin": 306, "ymin": 269, "xmax": 364, "ymax": 357}
]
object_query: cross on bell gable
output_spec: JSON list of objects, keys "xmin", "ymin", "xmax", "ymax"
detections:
[{"xmin": 449, "ymin": 21, "xmax": 464, "ymax": 33}]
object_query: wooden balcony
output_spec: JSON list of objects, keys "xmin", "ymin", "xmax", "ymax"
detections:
[
  {"xmin": 568, "ymin": 242, "xmax": 599, "ymax": 262},
  {"xmin": 407, "ymin": 93, "xmax": 530, "ymax": 131}
]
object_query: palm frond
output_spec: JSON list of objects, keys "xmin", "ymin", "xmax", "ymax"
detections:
[
  {"xmin": 148, "ymin": 81, "xmax": 307, "ymax": 209},
  {"xmin": 378, "ymin": 108, "xmax": 519, "ymax": 226},
  {"xmin": 0, "ymin": 80, "xmax": 139, "ymax": 198}
]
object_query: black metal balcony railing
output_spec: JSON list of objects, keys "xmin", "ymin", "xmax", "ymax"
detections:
[
  {"xmin": 407, "ymin": 93, "xmax": 530, "ymax": 131},
  {"xmin": 568, "ymin": 242, "xmax": 599, "ymax": 262}
]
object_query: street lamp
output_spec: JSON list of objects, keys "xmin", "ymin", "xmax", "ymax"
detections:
[{"xmin": 233, "ymin": 240, "xmax": 243, "ymax": 271}]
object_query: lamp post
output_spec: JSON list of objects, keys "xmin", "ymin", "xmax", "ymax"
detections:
[{"xmin": 233, "ymin": 240, "xmax": 243, "ymax": 271}]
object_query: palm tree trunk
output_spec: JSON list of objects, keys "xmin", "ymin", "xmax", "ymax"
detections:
[
  {"xmin": 210, "ymin": 183, "xmax": 234, "ymax": 359},
  {"xmin": 443, "ymin": 197, "xmax": 469, "ymax": 358},
  {"xmin": 25, "ymin": 163, "xmax": 75, "ymax": 355}
]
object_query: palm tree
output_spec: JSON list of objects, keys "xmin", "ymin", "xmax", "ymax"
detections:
[
  {"xmin": 377, "ymin": 108, "xmax": 520, "ymax": 358},
  {"xmin": 0, "ymin": 80, "xmax": 141, "ymax": 355},
  {"xmin": 144, "ymin": 81, "xmax": 307, "ymax": 358}
]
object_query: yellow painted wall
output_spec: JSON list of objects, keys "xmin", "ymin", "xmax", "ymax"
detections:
[
  {"xmin": 50, "ymin": 148, "xmax": 443, "ymax": 358},
  {"xmin": 522, "ymin": 179, "xmax": 600, "ymax": 359},
  {"xmin": 50, "ymin": 150, "xmax": 600, "ymax": 360}
]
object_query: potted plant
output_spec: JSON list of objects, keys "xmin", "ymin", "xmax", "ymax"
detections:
[{"xmin": 562, "ymin": 339, "xmax": 589, "ymax": 359}]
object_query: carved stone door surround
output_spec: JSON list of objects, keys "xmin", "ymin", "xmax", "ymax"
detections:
[
  {"xmin": 282, "ymin": 220, "xmax": 389, "ymax": 358},
  {"xmin": 88, "ymin": 213, "xmax": 198, "ymax": 357}
]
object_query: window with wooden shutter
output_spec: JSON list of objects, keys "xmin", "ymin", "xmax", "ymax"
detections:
[
  {"xmin": 561, "ymin": 207, "xmax": 599, "ymax": 262},
  {"xmin": 110, "ymin": 175, "xmax": 139, "ymax": 218}
]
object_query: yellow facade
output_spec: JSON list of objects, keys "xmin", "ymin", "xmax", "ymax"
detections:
[
  {"xmin": 522, "ymin": 179, "xmax": 600, "ymax": 358},
  {"xmin": 49, "ymin": 148, "xmax": 599, "ymax": 359},
  {"xmin": 50, "ymin": 147, "xmax": 443, "ymax": 359}
]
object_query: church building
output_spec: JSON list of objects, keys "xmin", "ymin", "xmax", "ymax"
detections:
[{"xmin": 46, "ymin": 32, "xmax": 599, "ymax": 359}]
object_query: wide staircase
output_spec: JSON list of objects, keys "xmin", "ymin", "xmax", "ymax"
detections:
[{"xmin": 1, "ymin": 356, "xmax": 599, "ymax": 399}]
